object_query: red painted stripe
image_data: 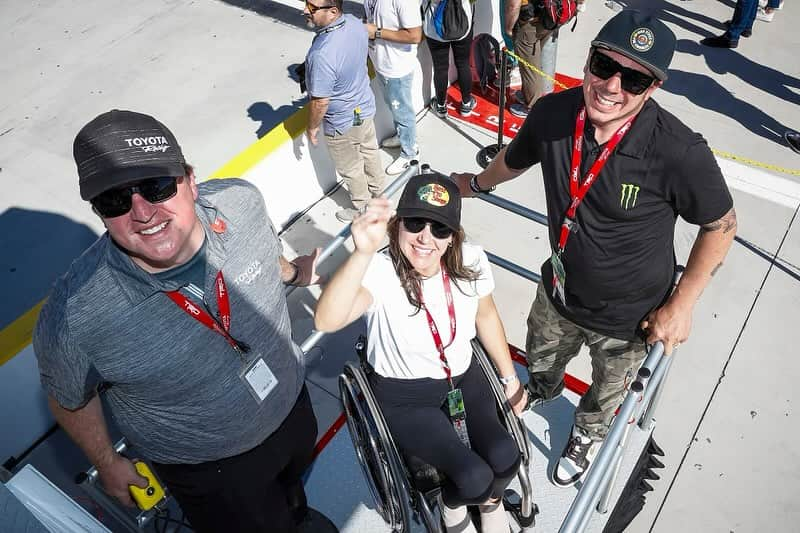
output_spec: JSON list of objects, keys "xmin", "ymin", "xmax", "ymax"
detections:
[
  {"xmin": 508, "ymin": 343, "xmax": 590, "ymax": 395},
  {"xmin": 313, "ymin": 341, "xmax": 591, "ymax": 458},
  {"xmin": 444, "ymin": 74, "xmax": 582, "ymax": 139},
  {"xmin": 313, "ymin": 412, "xmax": 347, "ymax": 459}
]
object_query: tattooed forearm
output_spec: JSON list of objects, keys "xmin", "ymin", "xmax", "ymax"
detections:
[{"xmin": 700, "ymin": 208, "xmax": 737, "ymax": 235}]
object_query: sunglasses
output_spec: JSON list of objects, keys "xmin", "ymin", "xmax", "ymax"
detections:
[
  {"xmin": 305, "ymin": 0, "xmax": 335, "ymax": 14},
  {"xmin": 589, "ymin": 50, "xmax": 656, "ymax": 95},
  {"xmin": 91, "ymin": 176, "xmax": 179, "ymax": 218},
  {"xmin": 402, "ymin": 217, "xmax": 454, "ymax": 239}
]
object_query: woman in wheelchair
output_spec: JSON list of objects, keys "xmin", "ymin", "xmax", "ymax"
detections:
[{"xmin": 316, "ymin": 173, "xmax": 528, "ymax": 532}]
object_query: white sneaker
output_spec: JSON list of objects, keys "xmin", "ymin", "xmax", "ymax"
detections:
[
  {"xmin": 385, "ymin": 154, "xmax": 416, "ymax": 175},
  {"xmin": 552, "ymin": 426, "xmax": 601, "ymax": 487},
  {"xmin": 335, "ymin": 208, "xmax": 359, "ymax": 222},
  {"xmin": 438, "ymin": 495, "xmax": 476, "ymax": 533},
  {"xmin": 756, "ymin": 7, "xmax": 775, "ymax": 21},
  {"xmin": 380, "ymin": 134, "xmax": 401, "ymax": 148}
]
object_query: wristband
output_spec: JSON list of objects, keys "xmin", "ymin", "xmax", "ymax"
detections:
[
  {"xmin": 499, "ymin": 374, "xmax": 518, "ymax": 386},
  {"xmin": 469, "ymin": 173, "xmax": 496, "ymax": 194},
  {"xmin": 375, "ymin": 27, "xmax": 382, "ymax": 39}
]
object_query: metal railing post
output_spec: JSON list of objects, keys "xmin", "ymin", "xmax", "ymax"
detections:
[
  {"xmin": 640, "ymin": 353, "xmax": 674, "ymax": 431},
  {"xmin": 477, "ymin": 49, "xmax": 509, "ymax": 168},
  {"xmin": 596, "ymin": 381, "xmax": 643, "ymax": 514},
  {"xmin": 559, "ymin": 380, "xmax": 645, "ymax": 533}
]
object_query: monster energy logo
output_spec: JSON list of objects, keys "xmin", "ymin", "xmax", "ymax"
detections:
[{"xmin": 620, "ymin": 183, "xmax": 640, "ymax": 209}]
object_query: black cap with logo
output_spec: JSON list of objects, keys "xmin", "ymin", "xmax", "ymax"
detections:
[
  {"xmin": 397, "ymin": 173, "xmax": 461, "ymax": 231},
  {"xmin": 74, "ymin": 110, "xmax": 186, "ymax": 201},
  {"xmin": 591, "ymin": 10, "xmax": 676, "ymax": 81}
]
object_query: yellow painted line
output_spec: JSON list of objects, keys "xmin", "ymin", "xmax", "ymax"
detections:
[
  {"xmin": 0, "ymin": 301, "xmax": 44, "ymax": 366},
  {"xmin": 208, "ymin": 107, "xmax": 308, "ymax": 179},
  {"xmin": 507, "ymin": 50, "xmax": 800, "ymax": 177},
  {"xmin": 0, "ymin": 107, "xmax": 311, "ymax": 368}
]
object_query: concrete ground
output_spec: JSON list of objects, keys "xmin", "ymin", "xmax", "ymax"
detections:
[{"xmin": 2, "ymin": 0, "xmax": 800, "ymax": 531}]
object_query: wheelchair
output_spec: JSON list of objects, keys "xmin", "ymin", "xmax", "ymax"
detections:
[{"xmin": 338, "ymin": 337, "xmax": 538, "ymax": 532}]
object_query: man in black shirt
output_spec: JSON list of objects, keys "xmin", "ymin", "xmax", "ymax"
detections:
[{"xmin": 454, "ymin": 10, "xmax": 736, "ymax": 486}]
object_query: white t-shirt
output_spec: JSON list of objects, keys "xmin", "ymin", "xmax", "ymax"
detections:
[
  {"xmin": 361, "ymin": 242, "xmax": 494, "ymax": 379},
  {"xmin": 365, "ymin": 0, "xmax": 423, "ymax": 78}
]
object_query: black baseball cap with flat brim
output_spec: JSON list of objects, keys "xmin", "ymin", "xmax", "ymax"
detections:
[
  {"xmin": 591, "ymin": 10, "xmax": 676, "ymax": 81},
  {"xmin": 396, "ymin": 173, "xmax": 461, "ymax": 231},
  {"xmin": 74, "ymin": 110, "xmax": 186, "ymax": 201}
]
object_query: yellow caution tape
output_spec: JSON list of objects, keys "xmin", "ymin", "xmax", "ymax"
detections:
[
  {"xmin": 505, "ymin": 48, "xmax": 569, "ymax": 90},
  {"xmin": 711, "ymin": 148, "xmax": 800, "ymax": 177},
  {"xmin": 506, "ymin": 49, "xmax": 800, "ymax": 177}
]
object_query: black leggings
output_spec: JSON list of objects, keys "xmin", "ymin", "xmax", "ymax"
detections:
[
  {"xmin": 371, "ymin": 358, "xmax": 520, "ymax": 507},
  {"xmin": 427, "ymin": 30, "xmax": 474, "ymax": 106}
]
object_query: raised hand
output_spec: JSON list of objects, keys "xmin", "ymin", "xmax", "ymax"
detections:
[{"xmin": 351, "ymin": 197, "xmax": 394, "ymax": 256}]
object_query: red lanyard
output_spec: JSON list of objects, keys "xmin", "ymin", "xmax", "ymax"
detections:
[
  {"xmin": 166, "ymin": 271, "xmax": 244, "ymax": 352},
  {"xmin": 419, "ymin": 264, "xmax": 457, "ymax": 388},
  {"xmin": 557, "ymin": 106, "xmax": 635, "ymax": 255}
]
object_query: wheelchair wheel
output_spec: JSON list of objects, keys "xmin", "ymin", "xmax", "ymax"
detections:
[
  {"xmin": 471, "ymin": 339, "xmax": 537, "ymax": 526},
  {"xmin": 339, "ymin": 362, "xmax": 413, "ymax": 532}
]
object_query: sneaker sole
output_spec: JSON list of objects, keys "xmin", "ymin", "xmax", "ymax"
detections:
[{"xmin": 550, "ymin": 465, "xmax": 582, "ymax": 488}]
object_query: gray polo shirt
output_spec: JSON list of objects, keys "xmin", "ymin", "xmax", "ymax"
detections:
[
  {"xmin": 34, "ymin": 179, "xmax": 306, "ymax": 464},
  {"xmin": 306, "ymin": 13, "xmax": 376, "ymax": 136}
]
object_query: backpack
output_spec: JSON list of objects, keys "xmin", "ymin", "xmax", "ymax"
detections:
[
  {"xmin": 472, "ymin": 33, "xmax": 501, "ymax": 93},
  {"xmin": 540, "ymin": 0, "xmax": 578, "ymax": 31},
  {"xmin": 428, "ymin": 0, "xmax": 471, "ymax": 42}
]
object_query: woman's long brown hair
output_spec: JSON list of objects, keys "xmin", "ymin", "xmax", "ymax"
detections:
[{"xmin": 387, "ymin": 217, "xmax": 480, "ymax": 313}]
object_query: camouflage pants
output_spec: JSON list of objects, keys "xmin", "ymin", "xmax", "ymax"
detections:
[{"xmin": 525, "ymin": 282, "xmax": 646, "ymax": 440}]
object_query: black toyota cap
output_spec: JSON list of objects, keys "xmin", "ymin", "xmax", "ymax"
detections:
[
  {"xmin": 591, "ymin": 10, "xmax": 676, "ymax": 81},
  {"xmin": 74, "ymin": 110, "xmax": 187, "ymax": 201}
]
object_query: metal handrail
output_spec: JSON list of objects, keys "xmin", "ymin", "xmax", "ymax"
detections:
[
  {"xmin": 474, "ymin": 192, "xmax": 549, "ymax": 226},
  {"xmin": 560, "ymin": 342, "xmax": 668, "ymax": 533},
  {"xmin": 468, "ymin": 189, "xmax": 675, "ymax": 532},
  {"xmin": 286, "ymin": 161, "xmax": 421, "ymax": 298},
  {"xmin": 485, "ymin": 252, "xmax": 541, "ymax": 284}
]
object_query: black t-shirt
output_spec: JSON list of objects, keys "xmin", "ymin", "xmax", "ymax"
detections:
[{"xmin": 505, "ymin": 87, "xmax": 733, "ymax": 341}]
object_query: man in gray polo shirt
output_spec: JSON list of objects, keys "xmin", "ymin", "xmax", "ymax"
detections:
[
  {"xmin": 304, "ymin": 0, "xmax": 384, "ymax": 222},
  {"xmin": 34, "ymin": 110, "xmax": 322, "ymax": 533}
]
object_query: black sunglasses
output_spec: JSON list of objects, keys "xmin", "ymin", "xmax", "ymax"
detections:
[
  {"xmin": 402, "ymin": 217, "xmax": 454, "ymax": 239},
  {"xmin": 305, "ymin": 0, "xmax": 335, "ymax": 14},
  {"xmin": 91, "ymin": 176, "xmax": 180, "ymax": 218},
  {"xmin": 589, "ymin": 50, "xmax": 656, "ymax": 95}
]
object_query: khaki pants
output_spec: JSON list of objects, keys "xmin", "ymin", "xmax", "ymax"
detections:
[
  {"xmin": 513, "ymin": 20, "xmax": 553, "ymax": 107},
  {"xmin": 324, "ymin": 117, "xmax": 384, "ymax": 209},
  {"xmin": 525, "ymin": 282, "xmax": 646, "ymax": 440}
]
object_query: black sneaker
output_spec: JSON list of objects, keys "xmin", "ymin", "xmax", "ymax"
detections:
[
  {"xmin": 523, "ymin": 384, "xmax": 559, "ymax": 412},
  {"xmin": 459, "ymin": 96, "xmax": 477, "ymax": 116},
  {"xmin": 723, "ymin": 20, "xmax": 752, "ymax": 37},
  {"xmin": 700, "ymin": 34, "xmax": 739, "ymax": 48},
  {"xmin": 785, "ymin": 131, "xmax": 800, "ymax": 154},
  {"xmin": 552, "ymin": 426, "xmax": 601, "ymax": 487},
  {"xmin": 429, "ymin": 98, "xmax": 447, "ymax": 118}
]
